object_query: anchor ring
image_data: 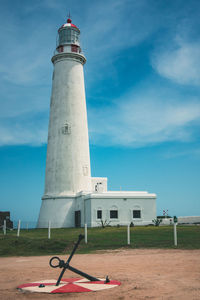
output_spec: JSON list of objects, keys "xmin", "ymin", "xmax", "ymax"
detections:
[{"xmin": 49, "ymin": 256, "xmax": 61, "ymax": 268}]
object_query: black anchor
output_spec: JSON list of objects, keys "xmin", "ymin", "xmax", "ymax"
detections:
[{"xmin": 49, "ymin": 234, "xmax": 106, "ymax": 286}]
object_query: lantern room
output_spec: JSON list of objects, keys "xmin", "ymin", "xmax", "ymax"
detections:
[{"xmin": 56, "ymin": 18, "xmax": 81, "ymax": 54}]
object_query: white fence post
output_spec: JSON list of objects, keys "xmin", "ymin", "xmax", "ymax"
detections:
[
  {"xmin": 174, "ymin": 223, "xmax": 177, "ymax": 246},
  {"xmin": 3, "ymin": 220, "xmax": 6, "ymax": 235},
  {"xmin": 48, "ymin": 221, "xmax": 51, "ymax": 239},
  {"xmin": 85, "ymin": 224, "xmax": 87, "ymax": 244},
  {"xmin": 127, "ymin": 224, "xmax": 130, "ymax": 245},
  {"xmin": 17, "ymin": 220, "xmax": 21, "ymax": 237}
]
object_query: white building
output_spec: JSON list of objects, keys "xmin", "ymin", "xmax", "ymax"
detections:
[
  {"xmin": 37, "ymin": 17, "xmax": 156, "ymax": 228},
  {"xmin": 178, "ymin": 216, "xmax": 200, "ymax": 224}
]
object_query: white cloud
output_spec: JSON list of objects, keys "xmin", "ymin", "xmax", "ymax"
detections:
[
  {"xmin": 162, "ymin": 147, "xmax": 200, "ymax": 160},
  {"xmin": 0, "ymin": 22, "xmax": 54, "ymax": 86},
  {"xmin": 2, "ymin": 84, "xmax": 200, "ymax": 148},
  {"xmin": 0, "ymin": 0, "xmax": 200, "ymax": 148},
  {"xmin": 0, "ymin": 114, "xmax": 48, "ymax": 146},
  {"xmin": 82, "ymin": 0, "xmax": 161, "ymax": 74},
  {"xmin": 152, "ymin": 39, "xmax": 200, "ymax": 86},
  {"xmin": 88, "ymin": 87, "xmax": 200, "ymax": 147},
  {"xmin": 0, "ymin": 0, "xmax": 161, "ymax": 147}
]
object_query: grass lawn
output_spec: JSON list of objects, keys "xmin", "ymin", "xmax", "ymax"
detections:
[{"xmin": 0, "ymin": 225, "xmax": 199, "ymax": 257}]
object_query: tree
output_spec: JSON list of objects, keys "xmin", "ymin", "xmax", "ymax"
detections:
[{"xmin": 99, "ymin": 219, "xmax": 111, "ymax": 228}]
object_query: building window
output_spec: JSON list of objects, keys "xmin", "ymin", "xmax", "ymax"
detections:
[
  {"xmin": 97, "ymin": 210, "xmax": 102, "ymax": 219},
  {"xmin": 133, "ymin": 210, "xmax": 141, "ymax": 218},
  {"xmin": 110, "ymin": 210, "xmax": 118, "ymax": 219}
]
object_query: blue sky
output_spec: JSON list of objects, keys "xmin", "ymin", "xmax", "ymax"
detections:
[{"xmin": 0, "ymin": 0, "xmax": 200, "ymax": 222}]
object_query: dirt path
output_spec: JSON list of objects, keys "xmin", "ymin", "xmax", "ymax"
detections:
[{"xmin": 0, "ymin": 249, "xmax": 199, "ymax": 299}]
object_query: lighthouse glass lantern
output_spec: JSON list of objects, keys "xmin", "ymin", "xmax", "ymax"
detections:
[{"xmin": 56, "ymin": 18, "xmax": 81, "ymax": 54}]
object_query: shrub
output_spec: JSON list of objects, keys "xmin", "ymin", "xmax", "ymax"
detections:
[{"xmin": 152, "ymin": 218, "xmax": 162, "ymax": 226}]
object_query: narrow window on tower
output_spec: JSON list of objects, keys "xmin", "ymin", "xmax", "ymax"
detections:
[
  {"xmin": 61, "ymin": 123, "xmax": 71, "ymax": 135},
  {"xmin": 83, "ymin": 165, "xmax": 88, "ymax": 176}
]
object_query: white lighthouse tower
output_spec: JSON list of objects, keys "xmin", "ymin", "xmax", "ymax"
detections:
[
  {"xmin": 37, "ymin": 17, "xmax": 92, "ymax": 227},
  {"xmin": 37, "ymin": 17, "xmax": 157, "ymax": 228}
]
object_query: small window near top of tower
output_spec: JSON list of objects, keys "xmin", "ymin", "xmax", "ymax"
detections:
[
  {"xmin": 97, "ymin": 210, "xmax": 102, "ymax": 219},
  {"xmin": 71, "ymin": 45, "xmax": 78, "ymax": 52},
  {"xmin": 110, "ymin": 210, "xmax": 118, "ymax": 219},
  {"xmin": 133, "ymin": 210, "xmax": 141, "ymax": 218}
]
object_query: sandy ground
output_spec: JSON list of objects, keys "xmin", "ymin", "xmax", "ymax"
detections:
[{"xmin": 0, "ymin": 249, "xmax": 200, "ymax": 300}]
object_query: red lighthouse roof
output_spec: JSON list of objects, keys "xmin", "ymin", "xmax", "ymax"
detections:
[{"xmin": 58, "ymin": 17, "xmax": 79, "ymax": 32}]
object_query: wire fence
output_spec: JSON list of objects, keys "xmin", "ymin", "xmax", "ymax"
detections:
[
  {"xmin": 1, "ymin": 219, "xmax": 181, "ymax": 246},
  {"xmin": 13, "ymin": 220, "xmax": 38, "ymax": 229},
  {"xmin": 1, "ymin": 222, "xmax": 200, "ymax": 257},
  {"xmin": 0, "ymin": 220, "xmax": 37, "ymax": 230}
]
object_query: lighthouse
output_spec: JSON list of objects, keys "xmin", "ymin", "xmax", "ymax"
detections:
[
  {"xmin": 37, "ymin": 17, "xmax": 92, "ymax": 228},
  {"xmin": 37, "ymin": 17, "xmax": 156, "ymax": 228}
]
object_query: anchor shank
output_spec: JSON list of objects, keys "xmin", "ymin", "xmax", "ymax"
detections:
[
  {"xmin": 67, "ymin": 234, "xmax": 84, "ymax": 264},
  {"xmin": 55, "ymin": 234, "xmax": 84, "ymax": 286}
]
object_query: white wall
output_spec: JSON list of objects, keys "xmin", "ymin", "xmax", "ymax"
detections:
[
  {"xmin": 37, "ymin": 197, "xmax": 75, "ymax": 228},
  {"xmin": 178, "ymin": 216, "xmax": 200, "ymax": 224},
  {"xmin": 84, "ymin": 194, "xmax": 156, "ymax": 227},
  {"xmin": 37, "ymin": 191, "xmax": 156, "ymax": 228},
  {"xmin": 44, "ymin": 53, "xmax": 91, "ymax": 197},
  {"xmin": 91, "ymin": 177, "xmax": 107, "ymax": 192},
  {"xmin": 38, "ymin": 51, "xmax": 92, "ymax": 227}
]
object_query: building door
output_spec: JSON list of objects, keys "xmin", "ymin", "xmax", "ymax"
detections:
[{"xmin": 75, "ymin": 210, "xmax": 81, "ymax": 227}]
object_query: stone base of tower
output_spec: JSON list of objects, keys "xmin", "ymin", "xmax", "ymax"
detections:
[{"xmin": 37, "ymin": 196, "xmax": 76, "ymax": 228}]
